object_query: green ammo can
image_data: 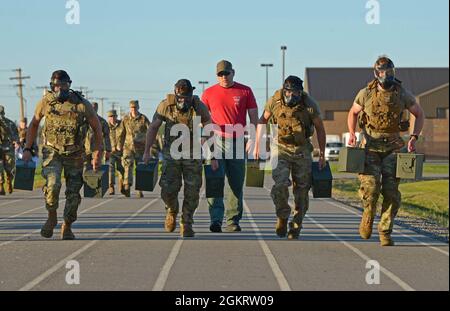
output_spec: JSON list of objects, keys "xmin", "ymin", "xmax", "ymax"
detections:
[
  {"xmin": 338, "ymin": 147, "xmax": 366, "ymax": 173},
  {"xmin": 396, "ymin": 153, "xmax": 424, "ymax": 180},
  {"xmin": 14, "ymin": 160, "xmax": 36, "ymax": 191},
  {"xmin": 311, "ymin": 161, "xmax": 333, "ymax": 198},
  {"xmin": 245, "ymin": 160, "xmax": 265, "ymax": 188},
  {"xmin": 135, "ymin": 160, "xmax": 159, "ymax": 192},
  {"xmin": 204, "ymin": 162, "xmax": 225, "ymax": 198},
  {"xmin": 83, "ymin": 165, "xmax": 109, "ymax": 198}
]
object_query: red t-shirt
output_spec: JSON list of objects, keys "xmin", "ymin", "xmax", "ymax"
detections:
[{"xmin": 202, "ymin": 82, "xmax": 258, "ymax": 138}]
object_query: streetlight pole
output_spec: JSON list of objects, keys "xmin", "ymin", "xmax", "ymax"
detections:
[
  {"xmin": 261, "ymin": 64, "xmax": 273, "ymax": 103},
  {"xmin": 281, "ymin": 46, "xmax": 287, "ymax": 83},
  {"xmin": 198, "ymin": 81, "xmax": 209, "ymax": 94}
]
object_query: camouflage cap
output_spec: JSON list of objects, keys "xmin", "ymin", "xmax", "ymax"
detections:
[
  {"xmin": 129, "ymin": 100, "xmax": 139, "ymax": 109},
  {"xmin": 216, "ymin": 60, "xmax": 233, "ymax": 75},
  {"xmin": 20, "ymin": 117, "xmax": 28, "ymax": 123},
  {"xmin": 0, "ymin": 105, "xmax": 4, "ymax": 114},
  {"xmin": 107, "ymin": 110, "xmax": 117, "ymax": 117},
  {"xmin": 174, "ymin": 79, "xmax": 196, "ymax": 97}
]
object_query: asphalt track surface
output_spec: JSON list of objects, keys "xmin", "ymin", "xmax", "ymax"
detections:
[{"xmin": 0, "ymin": 179, "xmax": 448, "ymax": 291}]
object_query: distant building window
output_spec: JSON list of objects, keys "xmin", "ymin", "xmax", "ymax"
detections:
[
  {"xmin": 324, "ymin": 111, "xmax": 334, "ymax": 121},
  {"xmin": 436, "ymin": 108, "xmax": 448, "ymax": 119}
]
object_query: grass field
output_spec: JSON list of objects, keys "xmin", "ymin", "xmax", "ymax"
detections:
[
  {"xmin": 333, "ymin": 179, "xmax": 449, "ymax": 227},
  {"xmin": 329, "ymin": 162, "xmax": 449, "ymax": 176}
]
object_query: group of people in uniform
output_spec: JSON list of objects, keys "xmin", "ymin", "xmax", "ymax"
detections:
[{"xmin": 2, "ymin": 56, "xmax": 424, "ymax": 247}]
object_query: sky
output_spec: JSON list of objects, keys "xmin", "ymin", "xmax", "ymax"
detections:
[{"xmin": 0, "ymin": 0, "xmax": 448, "ymax": 122}]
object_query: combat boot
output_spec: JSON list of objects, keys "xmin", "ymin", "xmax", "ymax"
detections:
[
  {"xmin": 40, "ymin": 210, "xmax": 58, "ymax": 238},
  {"xmin": 61, "ymin": 221, "xmax": 75, "ymax": 240},
  {"xmin": 0, "ymin": 183, "xmax": 5, "ymax": 196},
  {"xmin": 123, "ymin": 185, "xmax": 131, "ymax": 198},
  {"xmin": 165, "ymin": 212, "xmax": 177, "ymax": 233},
  {"xmin": 379, "ymin": 233, "xmax": 395, "ymax": 246},
  {"xmin": 119, "ymin": 179, "xmax": 125, "ymax": 195},
  {"xmin": 287, "ymin": 222, "xmax": 301, "ymax": 240},
  {"xmin": 6, "ymin": 178, "xmax": 12, "ymax": 194},
  {"xmin": 109, "ymin": 186, "xmax": 115, "ymax": 195},
  {"xmin": 137, "ymin": 191, "xmax": 144, "ymax": 198},
  {"xmin": 180, "ymin": 224, "xmax": 195, "ymax": 238},
  {"xmin": 359, "ymin": 210, "xmax": 375, "ymax": 240},
  {"xmin": 275, "ymin": 218, "xmax": 288, "ymax": 238}
]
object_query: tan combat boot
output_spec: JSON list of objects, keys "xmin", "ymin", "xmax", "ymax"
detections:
[
  {"xmin": 0, "ymin": 183, "xmax": 5, "ymax": 196},
  {"xmin": 359, "ymin": 211, "xmax": 375, "ymax": 240},
  {"xmin": 275, "ymin": 218, "xmax": 288, "ymax": 238},
  {"xmin": 180, "ymin": 224, "xmax": 195, "ymax": 238},
  {"xmin": 109, "ymin": 186, "xmax": 115, "ymax": 195},
  {"xmin": 123, "ymin": 185, "xmax": 131, "ymax": 198},
  {"xmin": 287, "ymin": 222, "xmax": 301, "ymax": 240},
  {"xmin": 137, "ymin": 191, "xmax": 144, "ymax": 198},
  {"xmin": 6, "ymin": 178, "xmax": 13, "ymax": 194},
  {"xmin": 61, "ymin": 221, "xmax": 75, "ymax": 240},
  {"xmin": 164, "ymin": 212, "xmax": 177, "ymax": 233},
  {"xmin": 40, "ymin": 210, "xmax": 58, "ymax": 238},
  {"xmin": 379, "ymin": 234, "xmax": 395, "ymax": 246}
]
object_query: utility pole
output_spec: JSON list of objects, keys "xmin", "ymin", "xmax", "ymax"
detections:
[
  {"xmin": 198, "ymin": 81, "xmax": 209, "ymax": 94},
  {"xmin": 78, "ymin": 86, "xmax": 92, "ymax": 100},
  {"xmin": 36, "ymin": 86, "xmax": 49, "ymax": 96},
  {"xmin": 281, "ymin": 46, "xmax": 287, "ymax": 83},
  {"xmin": 93, "ymin": 97, "xmax": 108, "ymax": 117},
  {"xmin": 9, "ymin": 68, "xmax": 30, "ymax": 121},
  {"xmin": 260, "ymin": 64, "xmax": 273, "ymax": 103}
]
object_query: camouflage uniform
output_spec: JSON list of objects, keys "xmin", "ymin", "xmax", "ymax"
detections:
[
  {"xmin": 107, "ymin": 113, "xmax": 125, "ymax": 190},
  {"xmin": 84, "ymin": 114, "xmax": 112, "ymax": 171},
  {"xmin": 0, "ymin": 117, "xmax": 13, "ymax": 194},
  {"xmin": 355, "ymin": 79, "xmax": 416, "ymax": 237},
  {"xmin": 119, "ymin": 103, "xmax": 150, "ymax": 191},
  {"xmin": 265, "ymin": 89, "xmax": 321, "ymax": 237},
  {"xmin": 154, "ymin": 94, "xmax": 210, "ymax": 226},
  {"xmin": 35, "ymin": 90, "xmax": 96, "ymax": 224},
  {"xmin": 0, "ymin": 107, "xmax": 19, "ymax": 192}
]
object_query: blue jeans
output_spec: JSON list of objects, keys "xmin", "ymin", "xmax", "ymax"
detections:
[{"xmin": 207, "ymin": 137, "xmax": 246, "ymax": 226}]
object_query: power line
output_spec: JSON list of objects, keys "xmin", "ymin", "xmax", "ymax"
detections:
[{"xmin": 9, "ymin": 68, "xmax": 30, "ymax": 120}]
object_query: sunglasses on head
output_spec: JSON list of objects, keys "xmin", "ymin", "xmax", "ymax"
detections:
[{"xmin": 217, "ymin": 71, "xmax": 231, "ymax": 77}]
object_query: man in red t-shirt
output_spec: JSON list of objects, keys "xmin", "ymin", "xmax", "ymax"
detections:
[{"xmin": 202, "ymin": 60, "xmax": 259, "ymax": 233}]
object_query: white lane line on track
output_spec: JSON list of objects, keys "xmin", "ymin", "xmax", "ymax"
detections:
[
  {"xmin": 322, "ymin": 199, "xmax": 449, "ymax": 257},
  {"xmin": 262, "ymin": 185, "xmax": 415, "ymax": 291},
  {"xmin": 0, "ymin": 199, "xmax": 110, "ymax": 248},
  {"xmin": 152, "ymin": 191, "xmax": 205, "ymax": 291},
  {"xmin": 19, "ymin": 198, "xmax": 158, "ymax": 291},
  {"xmin": 243, "ymin": 200, "xmax": 291, "ymax": 291}
]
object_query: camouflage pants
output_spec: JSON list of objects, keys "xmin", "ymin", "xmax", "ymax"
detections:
[
  {"xmin": 109, "ymin": 153, "xmax": 124, "ymax": 187},
  {"xmin": 122, "ymin": 150, "xmax": 144, "ymax": 187},
  {"xmin": 159, "ymin": 159, "xmax": 202, "ymax": 225},
  {"xmin": 359, "ymin": 150, "xmax": 401, "ymax": 235},
  {"xmin": 41, "ymin": 147, "xmax": 84, "ymax": 224},
  {"xmin": 271, "ymin": 153, "xmax": 312, "ymax": 229},
  {"xmin": 0, "ymin": 151, "xmax": 15, "ymax": 183}
]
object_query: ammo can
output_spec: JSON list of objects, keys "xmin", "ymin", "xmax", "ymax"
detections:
[
  {"xmin": 338, "ymin": 147, "xmax": 366, "ymax": 173},
  {"xmin": 14, "ymin": 160, "xmax": 36, "ymax": 191},
  {"xmin": 396, "ymin": 153, "xmax": 424, "ymax": 180},
  {"xmin": 311, "ymin": 161, "xmax": 333, "ymax": 198},
  {"xmin": 135, "ymin": 160, "xmax": 159, "ymax": 192},
  {"xmin": 245, "ymin": 160, "xmax": 265, "ymax": 188},
  {"xmin": 83, "ymin": 165, "xmax": 109, "ymax": 198},
  {"xmin": 204, "ymin": 162, "xmax": 225, "ymax": 198}
]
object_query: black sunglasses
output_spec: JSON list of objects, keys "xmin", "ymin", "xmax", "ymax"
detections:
[{"xmin": 217, "ymin": 71, "xmax": 231, "ymax": 77}]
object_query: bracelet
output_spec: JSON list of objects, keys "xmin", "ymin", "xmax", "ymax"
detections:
[{"xmin": 410, "ymin": 134, "xmax": 419, "ymax": 140}]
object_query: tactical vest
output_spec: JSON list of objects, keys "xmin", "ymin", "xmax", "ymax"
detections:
[
  {"xmin": 43, "ymin": 92, "xmax": 87, "ymax": 155},
  {"xmin": 271, "ymin": 89, "xmax": 315, "ymax": 147},
  {"xmin": 163, "ymin": 94, "xmax": 199, "ymax": 151},
  {"xmin": 359, "ymin": 80, "xmax": 407, "ymax": 135}
]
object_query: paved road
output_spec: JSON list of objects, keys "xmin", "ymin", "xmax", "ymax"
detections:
[{"xmin": 0, "ymin": 180, "xmax": 448, "ymax": 291}]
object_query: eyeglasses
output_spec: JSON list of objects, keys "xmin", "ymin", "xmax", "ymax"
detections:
[{"xmin": 217, "ymin": 71, "xmax": 231, "ymax": 77}]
